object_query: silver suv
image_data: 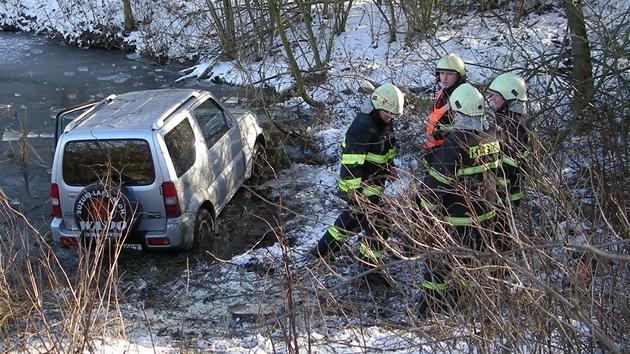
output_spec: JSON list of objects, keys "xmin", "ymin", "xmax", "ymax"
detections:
[{"xmin": 50, "ymin": 89, "xmax": 266, "ymax": 251}]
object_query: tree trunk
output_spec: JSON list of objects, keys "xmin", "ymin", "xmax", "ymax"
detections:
[
  {"xmin": 267, "ymin": 0, "xmax": 324, "ymax": 110},
  {"xmin": 564, "ymin": 0, "xmax": 594, "ymax": 117},
  {"xmin": 122, "ymin": 0, "xmax": 135, "ymax": 32},
  {"xmin": 295, "ymin": 0, "xmax": 324, "ymax": 69},
  {"xmin": 205, "ymin": 0, "xmax": 237, "ymax": 61},
  {"xmin": 372, "ymin": 0, "xmax": 396, "ymax": 43}
]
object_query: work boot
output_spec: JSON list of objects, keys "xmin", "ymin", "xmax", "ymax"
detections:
[
  {"xmin": 359, "ymin": 259, "xmax": 393, "ymax": 287},
  {"xmin": 310, "ymin": 231, "xmax": 341, "ymax": 259},
  {"xmin": 362, "ymin": 271, "xmax": 393, "ymax": 287},
  {"xmin": 418, "ymin": 289, "xmax": 443, "ymax": 317}
]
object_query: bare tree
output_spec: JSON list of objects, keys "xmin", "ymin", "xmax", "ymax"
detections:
[
  {"xmin": 290, "ymin": 0, "xmax": 326, "ymax": 72},
  {"xmin": 372, "ymin": 0, "xmax": 397, "ymax": 43},
  {"xmin": 205, "ymin": 0, "xmax": 238, "ymax": 60},
  {"xmin": 564, "ymin": 0, "xmax": 594, "ymax": 116},
  {"xmin": 122, "ymin": 0, "xmax": 135, "ymax": 32},
  {"xmin": 401, "ymin": 0, "xmax": 436, "ymax": 44},
  {"xmin": 267, "ymin": 0, "xmax": 324, "ymax": 109}
]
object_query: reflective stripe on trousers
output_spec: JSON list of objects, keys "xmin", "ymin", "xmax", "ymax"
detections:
[
  {"xmin": 421, "ymin": 280, "xmax": 449, "ymax": 291},
  {"xmin": 359, "ymin": 242, "xmax": 384, "ymax": 261},
  {"xmin": 443, "ymin": 210, "xmax": 496, "ymax": 226},
  {"xmin": 327, "ymin": 225, "xmax": 350, "ymax": 242}
]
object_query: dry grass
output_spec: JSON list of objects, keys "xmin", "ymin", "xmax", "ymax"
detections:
[{"xmin": 1, "ymin": 111, "xmax": 629, "ymax": 353}]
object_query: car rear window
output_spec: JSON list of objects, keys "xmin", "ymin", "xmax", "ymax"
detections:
[{"xmin": 62, "ymin": 139, "xmax": 155, "ymax": 186}]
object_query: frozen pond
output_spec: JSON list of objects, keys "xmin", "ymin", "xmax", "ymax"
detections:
[{"xmin": 0, "ymin": 31, "xmax": 226, "ymax": 141}]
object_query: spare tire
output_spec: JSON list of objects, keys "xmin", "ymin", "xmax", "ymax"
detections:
[{"xmin": 73, "ymin": 182, "xmax": 141, "ymax": 239}]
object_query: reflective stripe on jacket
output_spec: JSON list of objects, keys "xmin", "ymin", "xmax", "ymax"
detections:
[
  {"xmin": 423, "ymin": 90, "xmax": 450, "ymax": 149},
  {"xmin": 338, "ymin": 110, "xmax": 396, "ymax": 197},
  {"xmin": 423, "ymin": 84, "xmax": 461, "ymax": 149},
  {"xmin": 495, "ymin": 107, "xmax": 530, "ymax": 204},
  {"xmin": 426, "ymin": 90, "xmax": 449, "ymax": 136},
  {"xmin": 418, "ymin": 123, "xmax": 500, "ymax": 225}
]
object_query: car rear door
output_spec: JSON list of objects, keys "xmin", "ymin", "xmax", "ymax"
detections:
[
  {"xmin": 192, "ymin": 97, "xmax": 245, "ymax": 211},
  {"xmin": 53, "ymin": 96, "xmax": 117, "ymax": 151}
]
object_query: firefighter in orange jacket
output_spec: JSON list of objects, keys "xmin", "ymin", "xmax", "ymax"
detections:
[
  {"xmin": 416, "ymin": 83, "xmax": 501, "ymax": 315},
  {"xmin": 311, "ymin": 83, "xmax": 404, "ymax": 285},
  {"xmin": 422, "ymin": 53, "xmax": 467, "ymax": 152}
]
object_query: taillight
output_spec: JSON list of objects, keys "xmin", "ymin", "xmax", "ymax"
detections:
[
  {"xmin": 161, "ymin": 182, "xmax": 181, "ymax": 218},
  {"xmin": 147, "ymin": 238, "xmax": 171, "ymax": 246},
  {"xmin": 60, "ymin": 237, "xmax": 79, "ymax": 245},
  {"xmin": 51, "ymin": 183, "xmax": 62, "ymax": 218}
]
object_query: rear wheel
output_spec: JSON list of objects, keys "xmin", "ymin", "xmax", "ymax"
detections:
[
  {"xmin": 249, "ymin": 142, "xmax": 269, "ymax": 184},
  {"xmin": 192, "ymin": 208, "xmax": 215, "ymax": 251}
]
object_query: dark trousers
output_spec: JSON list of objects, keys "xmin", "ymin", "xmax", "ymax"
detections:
[
  {"xmin": 313, "ymin": 195, "xmax": 388, "ymax": 259},
  {"xmin": 423, "ymin": 224, "xmax": 488, "ymax": 286}
]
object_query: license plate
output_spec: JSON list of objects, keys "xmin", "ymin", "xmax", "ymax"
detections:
[{"xmin": 122, "ymin": 244, "xmax": 142, "ymax": 251}]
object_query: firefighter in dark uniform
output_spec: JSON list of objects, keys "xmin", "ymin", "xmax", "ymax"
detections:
[
  {"xmin": 415, "ymin": 83, "xmax": 501, "ymax": 314},
  {"xmin": 311, "ymin": 83, "xmax": 404, "ymax": 285},
  {"xmin": 488, "ymin": 72, "xmax": 530, "ymax": 250},
  {"xmin": 422, "ymin": 53, "xmax": 467, "ymax": 152},
  {"xmin": 488, "ymin": 72, "xmax": 529, "ymax": 207}
]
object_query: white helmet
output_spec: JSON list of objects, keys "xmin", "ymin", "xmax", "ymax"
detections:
[
  {"xmin": 371, "ymin": 83, "xmax": 404, "ymax": 115},
  {"xmin": 449, "ymin": 83, "xmax": 485, "ymax": 116},
  {"xmin": 489, "ymin": 73, "xmax": 527, "ymax": 101},
  {"xmin": 436, "ymin": 53, "xmax": 466, "ymax": 78}
]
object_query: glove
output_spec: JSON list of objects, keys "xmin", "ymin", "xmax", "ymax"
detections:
[{"xmin": 422, "ymin": 133, "xmax": 440, "ymax": 149}]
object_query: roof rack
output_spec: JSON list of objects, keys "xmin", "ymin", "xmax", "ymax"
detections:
[
  {"xmin": 64, "ymin": 94, "xmax": 118, "ymax": 132},
  {"xmin": 152, "ymin": 90, "xmax": 201, "ymax": 130}
]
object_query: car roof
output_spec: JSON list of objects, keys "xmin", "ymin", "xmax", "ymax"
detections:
[{"xmin": 67, "ymin": 89, "xmax": 207, "ymax": 133}]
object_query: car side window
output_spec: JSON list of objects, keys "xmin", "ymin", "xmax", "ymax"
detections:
[
  {"xmin": 164, "ymin": 118, "xmax": 196, "ymax": 177},
  {"xmin": 193, "ymin": 99, "xmax": 230, "ymax": 147}
]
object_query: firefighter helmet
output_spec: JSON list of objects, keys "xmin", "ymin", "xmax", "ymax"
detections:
[
  {"xmin": 489, "ymin": 72, "xmax": 527, "ymax": 101},
  {"xmin": 449, "ymin": 83, "xmax": 485, "ymax": 116},
  {"xmin": 436, "ymin": 53, "xmax": 466, "ymax": 78},
  {"xmin": 371, "ymin": 83, "xmax": 404, "ymax": 115}
]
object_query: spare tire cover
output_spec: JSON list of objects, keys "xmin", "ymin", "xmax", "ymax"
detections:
[{"xmin": 73, "ymin": 182, "xmax": 141, "ymax": 238}]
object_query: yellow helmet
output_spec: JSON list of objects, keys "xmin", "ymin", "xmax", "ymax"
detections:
[
  {"xmin": 436, "ymin": 53, "xmax": 466, "ymax": 78},
  {"xmin": 371, "ymin": 83, "xmax": 404, "ymax": 115},
  {"xmin": 489, "ymin": 72, "xmax": 527, "ymax": 101},
  {"xmin": 449, "ymin": 83, "xmax": 484, "ymax": 116}
]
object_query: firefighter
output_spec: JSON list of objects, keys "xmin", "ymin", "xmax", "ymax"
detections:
[
  {"xmin": 311, "ymin": 83, "xmax": 404, "ymax": 286},
  {"xmin": 488, "ymin": 72, "xmax": 529, "ymax": 207},
  {"xmin": 422, "ymin": 53, "xmax": 467, "ymax": 152},
  {"xmin": 415, "ymin": 83, "xmax": 501, "ymax": 315},
  {"xmin": 488, "ymin": 72, "xmax": 530, "ymax": 251}
]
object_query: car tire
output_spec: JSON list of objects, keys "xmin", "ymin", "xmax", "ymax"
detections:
[
  {"xmin": 73, "ymin": 182, "xmax": 142, "ymax": 240},
  {"xmin": 193, "ymin": 208, "xmax": 216, "ymax": 251},
  {"xmin": 249, "ymin": 142, "xmax": 268, "ymax": 184}
]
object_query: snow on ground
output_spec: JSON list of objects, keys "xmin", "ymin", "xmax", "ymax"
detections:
[{"xmin": 2, "ymin": 0, "xmax": 625, "ymax": 352}]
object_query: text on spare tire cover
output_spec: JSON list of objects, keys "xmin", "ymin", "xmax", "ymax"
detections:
[{"xmin": 74, "ymin": 188, "xmax": 130, "ymax": 238}]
